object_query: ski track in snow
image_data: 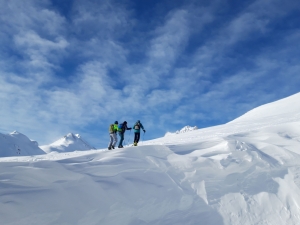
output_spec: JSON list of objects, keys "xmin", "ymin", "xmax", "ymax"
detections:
[{"xmin": 2, "ymin": 94, "xmax": 300, "ymax": 224}]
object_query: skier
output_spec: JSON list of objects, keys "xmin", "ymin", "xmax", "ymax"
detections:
[
  {"xmin": 108, "ymin": 121, "xmax": 118, "ymax": 150},
  {"xmin": 132, "ymin": 120, "xmax": 145, "ymax": 146},
  {"xmin": 117, "ymin": 121, "xmax": 132, "ymax": 148}
]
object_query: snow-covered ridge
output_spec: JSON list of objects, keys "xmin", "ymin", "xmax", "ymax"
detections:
[
  {"xmin": 40, "ymin": 132, "xmax": 96, "ymax": 153},
  {"xmin": 230, "ymin": 92, "xmax": 300, "ymax": 123},
  {"xmin": 0, "ymin": 131, "xmax": 45, "ymax": 157},
  {"xmin": 165, "ymin": 125, "xmax": 198, "ymax": 136}
]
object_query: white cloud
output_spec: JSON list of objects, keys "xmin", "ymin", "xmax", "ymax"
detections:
[
  {"xmin": 71, "ymin": 0, "xmax": 133, "ymax": 39},
  {"xmin": 148, "ymin": 9, "xmax": 190, "ymax": 70},
  {"xmin": 0, "ymin": 0, "xmax": 66, "ymax": 35},
  {"xmin": 14, "ymin": 31, "xmax": 68, "ymax": 72}
]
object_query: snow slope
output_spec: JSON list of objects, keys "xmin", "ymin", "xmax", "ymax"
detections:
[
  {"xmin": 230, "ymin": 92, "xmax": 300, "ymax": 123},
  {"xmin": 40, "ymin": 133, "xmax": 96, "ymax": 153},
  {"xmin": 1, "ymin": 93, "xmax": 300, "ymax": 225},
  {"xmin": 0, "ymin": 131, "xmax": 45, "ymax": 157}
]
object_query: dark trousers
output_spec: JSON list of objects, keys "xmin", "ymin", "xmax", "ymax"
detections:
[{"xmin": 134, "ymin": 132, "xmax": 140, "ymax": 143}]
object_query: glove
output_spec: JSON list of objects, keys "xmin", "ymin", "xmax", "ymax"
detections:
[
  {"xmin": 143, "ymin": 130, "xmax": 146, "ymax": 133},
  {"xmin": 129, "ymin": 128, "xmax": 132, "ymax": 130}
]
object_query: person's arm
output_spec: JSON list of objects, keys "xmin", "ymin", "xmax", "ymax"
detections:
[{"xmin": 126, "ymin": 124, "xmax": 132, "ymax": 130}]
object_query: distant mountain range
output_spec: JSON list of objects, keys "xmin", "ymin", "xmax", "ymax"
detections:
[{"xmin": 0, "ymin": 132, "xmax": 96, "ymax": 157}]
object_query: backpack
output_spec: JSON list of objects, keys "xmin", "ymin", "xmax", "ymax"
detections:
[
  {"xmin": 118, "ymin": 123, "xmax": 124, "ymax": 132},
  {"xmin": 134, "ymin": 123, "xmax": 140, "ymax": 130},
  {"xmin": 109, "ymin": 124, "xmax": 114, "ymax": 133}
]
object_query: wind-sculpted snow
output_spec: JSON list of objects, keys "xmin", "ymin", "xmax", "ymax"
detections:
[
  {"xmin": 2, "ymin": 121, "xmax": 300, "ymax": 224},
  {"xmin": 2, "ymin": 93, "xmax": 300, "ymax": 224},
  {"xmin": 0, "ymin": 146, "xmax": 224, "ymax": 225}
]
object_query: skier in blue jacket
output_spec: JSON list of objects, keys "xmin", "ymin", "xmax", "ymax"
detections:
[
  {"xmin": 132, "ymin": 120, "xmax": 145, "ymax": 146},
  {"xmin": 117, "ymin": 121, "xmax": 132, "ymax": 148}
]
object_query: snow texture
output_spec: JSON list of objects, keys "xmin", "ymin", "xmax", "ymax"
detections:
[{"xmin": 1, "ymin": 92, "xmax": 300, "ymax": 224}]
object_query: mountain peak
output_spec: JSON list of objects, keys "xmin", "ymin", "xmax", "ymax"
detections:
[
  {"xmin": 176, "ymin": 125, "xmax": 198, "ymax": 134},
  {"xmin": 64, "ymin": 133, "xmax": 79, "ymax": 140},
  {"xmin": 0, "ymin": 131, "xmax": 44, "ymax": 157},
  {"xmin": 165, "ymin": 125, "xmax": 198, "ymax": 136},
  {"xmin": 40, "ymin": 133, "xmax": 96, "ymax": 153}
]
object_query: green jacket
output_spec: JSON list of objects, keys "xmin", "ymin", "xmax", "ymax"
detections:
[{"xmin": 109, "ymin": 124, "xmax": 119, "ymax": 134}]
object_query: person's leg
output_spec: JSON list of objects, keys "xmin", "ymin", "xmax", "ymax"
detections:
[
  {"xmin": 136, "ymin": 133, "xmax": 141, "ymax": 143},
  {"xmin": 108, "ymin": 134, "xmax": 113, "ymax": 149},
  {"xmin": 118, "ymin": 133, "xmax": 124, "ymax": 147},
  {"xmin": 133, "ymin": 133, "xmax": 140, "ymax": 146},
  {"xmin": 112, "ymin": 133, "xmax": 118, "ymax": 148},
  {"xmin": 134, "ymin": 133, "xmax": 138, "ymax": 143}
]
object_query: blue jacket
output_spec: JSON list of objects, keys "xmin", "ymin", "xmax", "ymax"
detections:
[
  {"xmin": 118, "ymin": 123, "xmax": 131, "ymax": 134},
  {"xmin": 132, "ymin": 122, "xmax": 144, "ymax": 133}
]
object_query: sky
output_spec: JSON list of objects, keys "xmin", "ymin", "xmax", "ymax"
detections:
[{"xmin": 1, "ymin": 0, "xmax": 300, "ymax": 148}]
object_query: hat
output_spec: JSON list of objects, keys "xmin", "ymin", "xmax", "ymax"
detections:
[
  {"xmin": 114, "ymin": 121, "xmax": 118, "ymax": 124},
  {"xmin": 137, "ymin": 120, "xmax": 140, "ymax": 123},
  {"xmin": 124, "ymin": 121, "xmax": 127, "ymax": 124}
]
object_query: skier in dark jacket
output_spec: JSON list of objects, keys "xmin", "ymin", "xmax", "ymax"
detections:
[
  {"xmin": 118, "ymin": 121, "xmax": 132, "ymax": 148},
  {"xmin": 132, "ymin": 120, "xmax": 145, "ymax": 146}
]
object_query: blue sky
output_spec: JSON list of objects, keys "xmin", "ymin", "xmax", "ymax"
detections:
[{"xmin": 1, "ymin": 0, "xmax": 300, "ymax": 148}]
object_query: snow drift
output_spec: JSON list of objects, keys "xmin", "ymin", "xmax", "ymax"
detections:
[{"xmin": 1, "ymin": 92, "xmax": 300, "ymax": 225}]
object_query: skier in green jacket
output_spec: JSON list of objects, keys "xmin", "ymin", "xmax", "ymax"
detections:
[{"xmin": 108, "ymin": 121, "xmax": 118, "ymax": 150}]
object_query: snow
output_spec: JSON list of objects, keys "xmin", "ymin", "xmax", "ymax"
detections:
[
  {"xmin": 165, "ymin": 125, "xmax": 198, "ymax": 136},
  {"xmin": 40, "ymin": 133, "xmax": 96, "ymax": 153},
  {"xmin": 1, "ymin": 93, "xmax": 300, "ymax": 224},
  {"xmin": 0, "ymin": 131, "xmax": 45, "ymax": 157}
]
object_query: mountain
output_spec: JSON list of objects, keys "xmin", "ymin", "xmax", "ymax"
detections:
[
  {"xmin": 1, "ymin": 93, "xmax": 300, "ymax": 224},
  {"xmin": 0, "ymin": 131, "xmax": 45, "ymax": 157},
  {"xmin": 176, "ymin": 125, "xmax": 198, "ymax": 133},
  {"xmin": 165, "ymin": 125, "xmax": 198, "ymax": 136},
  {"xmin": 40, "ymin": 133, "xmax": 96, "ymax": 153}
]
